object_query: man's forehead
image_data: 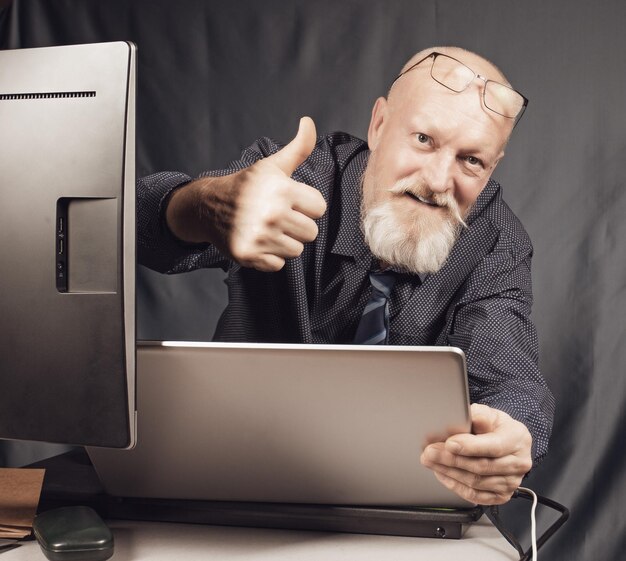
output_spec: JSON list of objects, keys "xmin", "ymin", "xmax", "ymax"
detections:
[
  {"xmin": 393, "ymin": 69, "xmax": 481, "ymax": 120},
  {"xmin": 391, "ymin": 68, "xmax": 512, "ymax": 150}
]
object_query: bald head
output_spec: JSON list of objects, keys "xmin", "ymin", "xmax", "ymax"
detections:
[{"xmin": 397, "ymin": 46, "xmax": 511, "ymax": 88}]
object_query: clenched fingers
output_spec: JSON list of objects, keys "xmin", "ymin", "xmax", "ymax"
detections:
[
  {"xmin": 432, "ymin": 471, "xmax": 515, "ymax": 505},
  {"xmin": 289, "ymin": 180, "xmax": 327, "ymax": 219},
  {"xmin": 421, "ymin": 443, "xmax": 532, "ymax": 476}
]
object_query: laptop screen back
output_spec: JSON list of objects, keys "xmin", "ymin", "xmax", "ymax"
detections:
[{"xmin": 89, "ymin": 342, "xmax": 472, "ymax": 508}]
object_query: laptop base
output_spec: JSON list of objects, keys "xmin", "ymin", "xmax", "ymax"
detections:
[
  {"xmin": 33, "ymin": 449, "xmax": 483, "ymax": 540},
  {"xmin": 105, "ymin": 497, "xmax": 483, "ymax": 539}
]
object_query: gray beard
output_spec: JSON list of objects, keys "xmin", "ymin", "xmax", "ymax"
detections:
[{"xmin": 360, "ymin": 176, "xmax": 465, "ymax": 276}]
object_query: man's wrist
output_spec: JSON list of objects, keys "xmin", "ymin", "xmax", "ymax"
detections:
[
  {"xmin": 164, "ymin": 178, "xmax": 212, "ymax": 244},
  {"xmin": 158, "ymin": 182, "xmax": 207, "ymax": 248}
]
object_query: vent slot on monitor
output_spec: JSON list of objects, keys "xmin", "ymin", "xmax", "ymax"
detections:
[{"xmin": 0, "ymin": 91, "xmax": 96, "ymax": 100}]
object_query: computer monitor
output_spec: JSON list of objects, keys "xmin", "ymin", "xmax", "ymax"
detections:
[{"xmin": 0, "ymin": 42, "xmax": 136, "ymax": 448}]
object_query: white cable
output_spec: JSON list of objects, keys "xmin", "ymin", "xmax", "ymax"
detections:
[{"xmin": 518, "ymin": 486, "xmax": 538, "ymax": 561}]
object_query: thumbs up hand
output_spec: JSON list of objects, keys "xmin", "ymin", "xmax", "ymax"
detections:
[{"xmin": 165, "ymin": 117, "xmax": 327, "ymax": 272}]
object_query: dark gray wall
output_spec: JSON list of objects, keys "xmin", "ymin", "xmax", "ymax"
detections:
[{"xmin": 1, "ymin": 1, "xmax": 625, "ymax": 559}]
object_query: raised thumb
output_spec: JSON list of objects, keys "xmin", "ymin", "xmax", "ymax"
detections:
[{"xmin": 269, "ymin": 116, "xmax": 317, "ymax": 176}]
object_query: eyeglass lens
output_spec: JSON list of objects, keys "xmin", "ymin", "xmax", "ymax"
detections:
[
  {"xmin": 431, "ymin": 54, "xmax": 474, "ymax": 92},
  {"xmin": 484, "ymin": 81, "xmax": 525, "ymax": 119},
  {"xmin": 431, "ymin": 54, "xmax": 524, "ymax": 119}
]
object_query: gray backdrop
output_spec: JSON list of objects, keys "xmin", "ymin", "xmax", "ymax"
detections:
[{"xmin": 1, "ymin": 1, "xmax": 625, "ymax": 559}]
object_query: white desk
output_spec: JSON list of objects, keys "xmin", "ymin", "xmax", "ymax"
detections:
[{"xmin": 4, "ymin": 517, "xmax": 517, "ymax": 560}]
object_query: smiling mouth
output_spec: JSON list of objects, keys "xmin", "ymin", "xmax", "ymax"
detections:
[{"xmin": 405, "ymin": 192, "xmax": 441, "ymax": 207}]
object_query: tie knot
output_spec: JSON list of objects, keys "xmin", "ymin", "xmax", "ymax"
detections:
[{"xmin": 369, "ymin": 270, "xmax": 396, "ymax": 298}]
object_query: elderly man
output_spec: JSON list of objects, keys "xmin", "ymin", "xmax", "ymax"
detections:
[{"xmin": 138, "ymin": 46, "xmax": 554, "ymax": 505}]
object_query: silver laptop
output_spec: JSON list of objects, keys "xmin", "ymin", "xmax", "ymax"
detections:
[{"xmin": 88, "ymin": 342, "xmax": 473, "ymax": 508}]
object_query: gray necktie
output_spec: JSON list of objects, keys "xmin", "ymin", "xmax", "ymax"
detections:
[{"xmin": 353, "ymin": 271, "xmax": 396, "ymax": 345}]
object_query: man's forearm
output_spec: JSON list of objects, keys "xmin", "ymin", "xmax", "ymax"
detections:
[
  {"xmin": 136, "ymin": 171, "xmax": 231, "ymax": 274},
  {"xmin": 165, "ymin": 176, "xmax": 225, "ymax": 244}
]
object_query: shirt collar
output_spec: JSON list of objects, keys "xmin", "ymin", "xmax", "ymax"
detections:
[{"xmin": 329, "ymin": 149, "xmax": 371, "ymax": 267}]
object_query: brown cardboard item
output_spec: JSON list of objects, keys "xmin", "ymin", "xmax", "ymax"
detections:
[{"xmin": 0, "ymin": 468, "xmax": 45, "ymax": 538}]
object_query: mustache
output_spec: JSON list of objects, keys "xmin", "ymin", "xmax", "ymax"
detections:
[{"xmin": 386, "ymin": 178, "xmax": 467, "ymax": 228}]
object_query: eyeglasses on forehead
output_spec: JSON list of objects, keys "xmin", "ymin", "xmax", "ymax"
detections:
[{"xmin": 391, "ymin": 51, "xmax": 528, "ymax": 125}]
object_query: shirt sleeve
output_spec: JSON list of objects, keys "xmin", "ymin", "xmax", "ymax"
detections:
[
  {"xmin": 136, "ymin": 139, "xmax": 282, "ymax": 274},
  {"xmin": 447, "ymin": 242, "xmax": 555, "ymax": 466}
]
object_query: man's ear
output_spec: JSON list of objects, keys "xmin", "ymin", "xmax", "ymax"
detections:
[
  {"xmin": 490, "ymin": 150, "xmax": 506, "ymax": 173},
  {"xmin": 367, "ymin": 97, "xmax": 387, "ymax": 150}
]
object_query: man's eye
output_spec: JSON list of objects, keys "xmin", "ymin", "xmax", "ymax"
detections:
[
  {"xmin": 465, "ymin": 155, "xmax": 483, "ymax": 167},
  {"xmin": 416, "ymin": 133, "xmax": 429, "ymax": 144}
]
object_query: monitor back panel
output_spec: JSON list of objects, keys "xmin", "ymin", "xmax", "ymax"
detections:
[
  {"xmin": 0, "ymin": 42, "xmax": 136, "ymax": 447},
  {"xmin": 88, "ymin": 343, "xmax": 473, "ymax": 508}
]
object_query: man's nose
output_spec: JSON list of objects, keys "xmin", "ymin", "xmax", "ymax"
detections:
[{"xmin": 422, "ymin": 152, "xmax": 454, "ymax": 194}]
